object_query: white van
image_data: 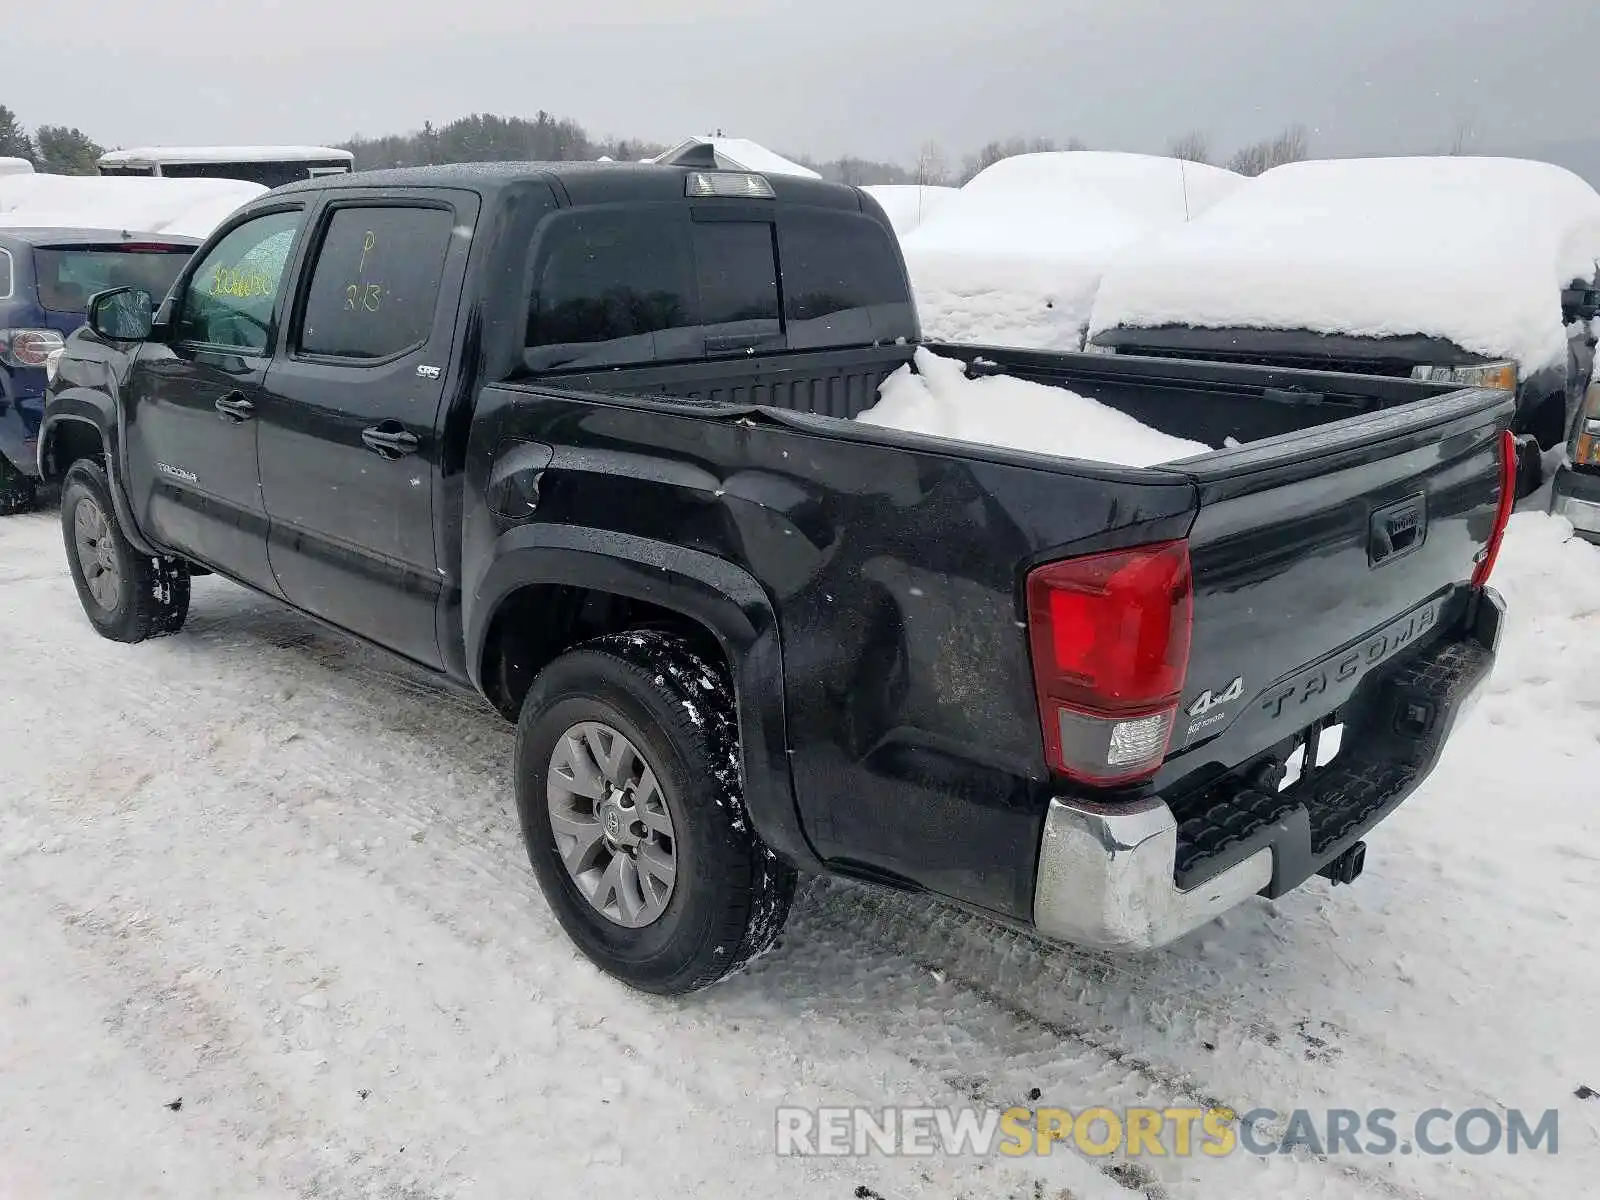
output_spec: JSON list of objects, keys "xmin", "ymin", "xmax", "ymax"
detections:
[{"xmin": 97, "ymin": 146, "xmax": 353, "ymax": 190}]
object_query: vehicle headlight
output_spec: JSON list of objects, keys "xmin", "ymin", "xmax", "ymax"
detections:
[
  {"xmin": 1411, "ymin": 361, "xmax": 1517, "ymax": 390},
  {"xmin": 1571, "ymin": 381, "xmax": 1600, "ymax": 467}
]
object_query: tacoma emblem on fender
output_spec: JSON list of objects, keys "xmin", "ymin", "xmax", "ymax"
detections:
[{"xmin": 1188, "ymin": 676, "xmax": 1244, "ymax": 717}]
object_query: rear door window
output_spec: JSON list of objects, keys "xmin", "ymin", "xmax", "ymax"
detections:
[
  {"xmin": 31, "ymin": 245, "xmax": 193, "ymax": 314},
  {"xmin": 526, "ymin": 208, "xmax": 696, "ymax": 370},
  {"xmin": 778, "ymin": 210, "xmax": 914, "ymax": 348},
  {"xmin": 297, "ymin": 205, "xmax": 456, "ymax": 361}
]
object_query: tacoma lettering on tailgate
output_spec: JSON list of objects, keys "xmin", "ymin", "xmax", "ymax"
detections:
[{"xmin": 1259, "ymin": 598, "xmax": 1442, "ymax": 722}]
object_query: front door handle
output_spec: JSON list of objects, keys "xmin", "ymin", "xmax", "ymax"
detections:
[
  {"xmin": 361, "ymin": 423, "xmax": 420, "ymax": 459},
  {"xmin": 214, "ymin": 392, "xmax": 255, "ymax": 422}
]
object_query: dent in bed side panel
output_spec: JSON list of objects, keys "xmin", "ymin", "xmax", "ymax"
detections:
[{"xmin": 476, "ymin": 384, "xmax": 1197, "ymax": 920}]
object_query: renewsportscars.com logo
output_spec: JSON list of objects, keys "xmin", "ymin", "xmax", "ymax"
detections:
[{"xmin": 775, "ymin": 1105, "xmax": 1561, "ymax": 1159}]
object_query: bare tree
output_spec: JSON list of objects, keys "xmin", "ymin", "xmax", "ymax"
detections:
[
  {"xmin": 915, "ymin": 141, "xmax": 950, "ymax": 187},
  {"xmin": 958, "ymin": 135, "xmax": 1086, "ymax": 184},
  {"xmin": 1444, "ymin": 119, "xmax": 1475, "ymax": 156},
  {"xmin": 1226, "ymin": 125, "xmax": 1310, "ymax": 177},
  {"xmin": 1168, "ymin": 131, "xmax": 1211, "ymax": 164}
]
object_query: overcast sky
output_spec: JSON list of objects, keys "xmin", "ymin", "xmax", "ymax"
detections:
[{"xmin": 10, "ymin": 0, "xmax": 1596, "ymax": 164}]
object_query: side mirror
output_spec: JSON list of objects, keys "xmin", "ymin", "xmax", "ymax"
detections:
[{"xmin": 87, "ymin": 286, "xmax": 155, "ymax": 342}]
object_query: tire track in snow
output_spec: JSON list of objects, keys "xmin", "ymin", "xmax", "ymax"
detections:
[{"xmin": 1, "ymin": 512, "xmax": 1582, "ymax": 1199}]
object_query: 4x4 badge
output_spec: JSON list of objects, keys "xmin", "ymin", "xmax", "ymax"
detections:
[{"xmin": 1188, "ymin": 676, "xmax": 1244, "ymax": 717}]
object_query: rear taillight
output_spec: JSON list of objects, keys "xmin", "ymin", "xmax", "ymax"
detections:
[
  {"xmin": 1026, "ymin": 540, "xmax": 1193, "ymax": 785},
  {"xmin": 0, "ymin": 328, "xmax": 66, "ymax": 369},
  {"xmin": 1472, "ymin": 429, "xmax": 1517, "ymax": 589}
]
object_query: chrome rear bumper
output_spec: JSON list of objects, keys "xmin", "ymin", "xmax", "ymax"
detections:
[
  {"xmin": 1032, "ymin": 589, "xmax": 1502, "ymax": 952},
  {"xmin": 1031, "ymin": 797, "xmax": 1272, "ymax": 951}
]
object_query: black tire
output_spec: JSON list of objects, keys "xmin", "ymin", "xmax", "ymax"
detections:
[
  {"xmin": 60, "ymin": 459, "xmax": 190, "ymax": 643},
  {"xmin": 515, "ymin": 630, "xmax": 796, "ymax": 995},
  {"xmin": 0, "ymin": 455, "xmax": 37, "ymax": 516}
]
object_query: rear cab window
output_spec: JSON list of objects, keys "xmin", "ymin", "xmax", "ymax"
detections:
[
  {"xmin": 777, "ymin": 209, "xmax": 915, "ymax": 348},
  {"xmin": 521, "ymin": 193, "xmax": 912, "ymax": 372},
  {"xmin": 525, "ymin": 207, "xmax": 698, "ymax": 370},
  {"xmin": 31, "ymin": 244, "xmax": 193, "ymax": 315},
  {"xmin": 0, "ymin": 246, "xmax": 12, "ymax": 299}
]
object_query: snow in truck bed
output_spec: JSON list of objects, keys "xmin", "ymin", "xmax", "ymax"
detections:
[
  {"xmin": 900, "ymin": 152, "xmax": 1245, "ymax": 351},
  {"xmin": 859, "ymin": 347, "xmax": 1211, "ymax": 466},
  {"xmin": 1088, "ymin": 156, "xmax": 1600, "ymax": 374},
  {"xmin": 0, "ymin": 174, "xmax": 266, "ymax": 240}
]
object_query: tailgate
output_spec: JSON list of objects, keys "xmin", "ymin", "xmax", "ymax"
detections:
[{"xmin": 1156, "ymin": 383, "xmax": 1515, "ymax": 783}]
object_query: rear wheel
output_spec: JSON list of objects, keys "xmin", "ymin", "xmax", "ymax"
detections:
[
  {"xmin": 60, "ymin": 459, "xmax": 190, "ymax": 643},
  {"xmin": 514, "ymin": 630, "xmax": 796, "ymax": 995}
]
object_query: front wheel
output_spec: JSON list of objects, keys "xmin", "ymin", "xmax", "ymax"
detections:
[
  {"xmin": 60, "ymin": 459, "xmax": 190, "ymax": 643},
  {"xmin": 515, "ymin": 631, "xmax": 796, "ymax": 995}
]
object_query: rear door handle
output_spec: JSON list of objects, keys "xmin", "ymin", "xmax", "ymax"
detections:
[
  {"xmin": 214, "ymin": 392, "xmax": 255, "ymax": 422},
  {"xmin": 361, "ymin": 424, "xmax": 421, "ymax": 459}
]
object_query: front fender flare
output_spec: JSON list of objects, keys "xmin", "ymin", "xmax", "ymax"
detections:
[
  {"xmin": 39, "ymin": 396, "xmax": 161, "ymax": 558},
  {"xmin": 466, "ymin": 523, "xmax": 818, "ymax": 871}
]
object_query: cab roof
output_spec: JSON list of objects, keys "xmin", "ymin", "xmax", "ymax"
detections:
[{"xmin": 272, "ymin": 160, "xmax": 865, "ymax": 212}]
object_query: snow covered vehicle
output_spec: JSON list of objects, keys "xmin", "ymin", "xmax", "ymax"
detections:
[
  {"xmin": 900, "ymin": 152, "xmax": 1246, "ymax": 350},
  {"xmin": 1087, "ymin": 156, "xmax": 1600, "ymax": 450},
  {"xmin": 40, "ymin": 162, "xmax": 1525, "ymax": 994}
]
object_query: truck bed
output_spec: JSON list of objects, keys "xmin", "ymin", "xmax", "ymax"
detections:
[
  {"xmin": 541, "ymin": 340, "xmax": 1478, "ymax": 454},
  {"xmin": 474, "ymin": 344, "xmax": 1515, "ymax": 919}
]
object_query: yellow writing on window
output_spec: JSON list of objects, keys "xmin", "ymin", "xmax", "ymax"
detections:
[{"xmin": 211, "ymin": 264, "xmax": 275, "ymax": 300}]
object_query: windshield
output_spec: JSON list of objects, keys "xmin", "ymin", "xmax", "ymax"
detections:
[{"xmin": 31, "ymin": 245, "xmax": 193, "ymax": 314}]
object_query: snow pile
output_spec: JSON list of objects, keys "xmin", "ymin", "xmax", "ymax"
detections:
[
  {"xmin": 861, "ymin": 184, "xmax": 958, "ymax": 237},
  {"xmin": 858, "ymin": 347, "xmax": 1211, "ymax": 466},
  {"xmin": 1089, "ymin": 156, "xmax": 1600, "ymax": 373},
  {"xmin": 99, "ymin": 145, "xmax": 349, "ymax": 165},
  {"xmin": 0, "ymin": 174, "xmax": 265, "ymax": 239},
  {"xmin": 901, "ymin": 152, "xmax": 1245, "ymax": 351},
  {"xmin": 0, "ymin": 157, "xmax": 33, "ymax": 177},
  {"xmin": 650, "ymin": 137, "xmax": 819, "ymax": 179}
]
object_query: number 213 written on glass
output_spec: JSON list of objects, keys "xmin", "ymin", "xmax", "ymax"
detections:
[{"xmin": 345, "ymin": 231, "xmax": 383, "ymax": 313}]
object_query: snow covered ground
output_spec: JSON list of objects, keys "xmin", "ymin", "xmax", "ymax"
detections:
[{"xmin": 3, "ymin": 495, "xmax": 1598, "ymax": 1199}]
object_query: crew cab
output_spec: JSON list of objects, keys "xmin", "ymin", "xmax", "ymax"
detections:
[
  {"xmin": 0, "ymin": 226, "xmax": 197, "ymax": 513},
  {"xmin": 39, "ymin": 162, "xmax": 1521, "ymax": 994}
]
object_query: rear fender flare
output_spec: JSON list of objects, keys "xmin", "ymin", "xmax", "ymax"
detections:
[{"xmin": 467, "ymin": 524, "xmax": 817, "ymax": 870}]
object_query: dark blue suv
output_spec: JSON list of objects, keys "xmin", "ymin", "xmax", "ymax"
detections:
[{"xmin": 1, "ymin": 228, "xmax": 197, "ymax": 512}]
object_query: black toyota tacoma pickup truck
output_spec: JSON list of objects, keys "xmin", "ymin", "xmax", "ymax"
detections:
[{"xmin": 39, "ymin": 161, "xmax": 1523, "ymax": 995}]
